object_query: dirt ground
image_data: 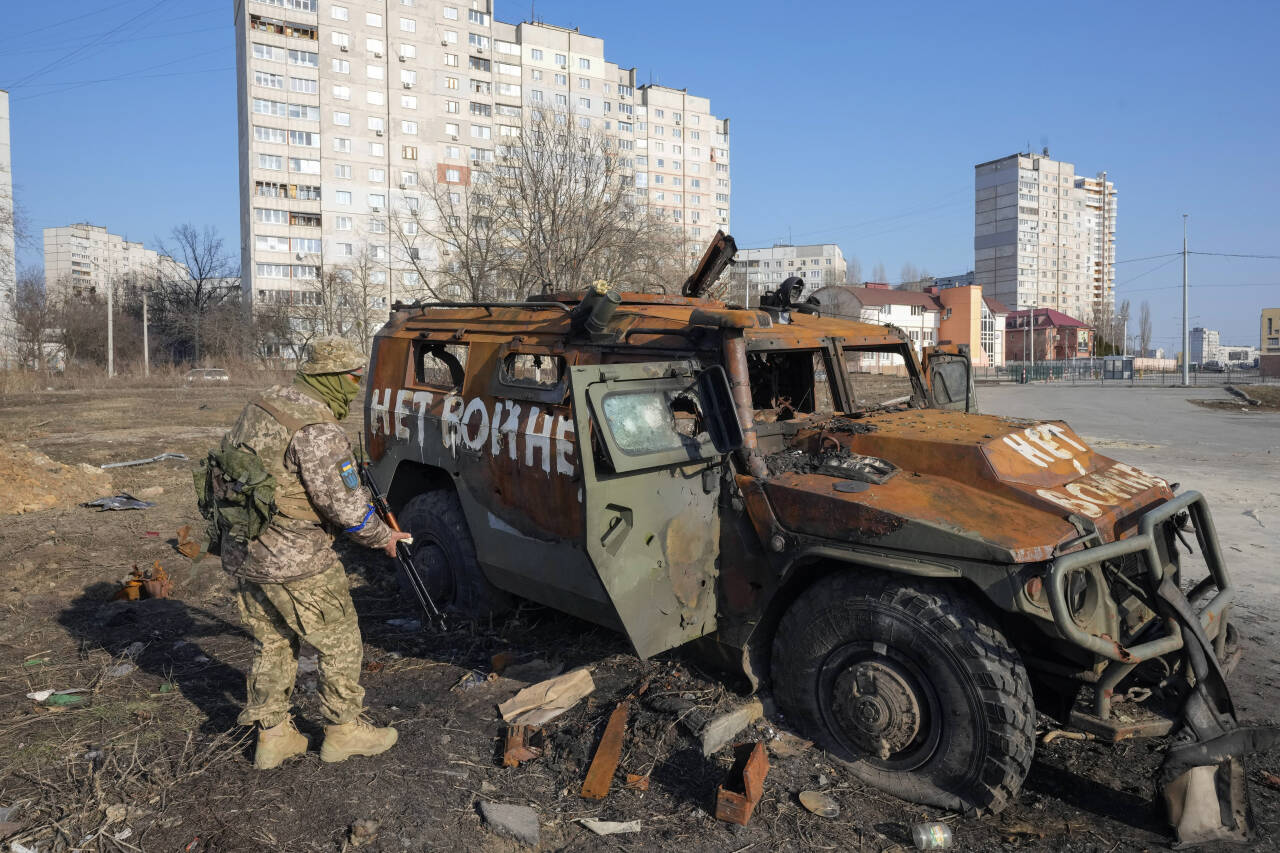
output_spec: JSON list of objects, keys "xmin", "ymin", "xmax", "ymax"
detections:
[{"xmin": 1, "ymin": 382, "xmax": 1277, "ymax": 852}]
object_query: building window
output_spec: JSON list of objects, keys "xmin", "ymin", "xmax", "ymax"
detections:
[
  {"xmin": 446, "ymin": 76, "xmax": 458, "ymax": 89},
  {"xmin": 287, "ymin": 49, "xmax": 318, "ymax": 67},
  {"xmin": 399, "ymin": 17, "xmax": 416, "ymax": 32},
  {"xmin": 445, "ymin": 168, "xmax": 461, "ymax": 182},
  {"xmin": 331, "ymin": 58, "xmax": 349, "ymax": 73},
  {"xmin": 257, "ymin": 153, "xmax": 283, "ymax": 170},
  {"xmin": 578, "ymin": 57, "xmax": 590, "ymax": 70},
  {"xmin": 554, "ymin": 53, "xmax": 566, "ymax": 66},
  {"xmin": 254, "ymin": 70, "xmax": 283, "ymax": 89},
  {"xmin": 365, "ymin": 12, "xmax": 382, "ymax": 26},
  {"xmin": 332, "ymin": 111, "xmax": 350, "ymax": 126},
  {"xmin": 402, "ymin": 145, "xmax": 418, "ymax": 160}
]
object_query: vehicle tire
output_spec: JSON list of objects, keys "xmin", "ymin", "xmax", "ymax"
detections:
[
  {"xmin": 771, "ymin": 571, "xmax": 1035, "ymax": 815},
  {"xmin": 397, "ymin": 489, "xmax": 513, "ymax": 620}
]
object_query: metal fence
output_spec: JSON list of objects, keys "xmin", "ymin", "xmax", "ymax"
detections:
[{"xmin": 976, "ymin": 360, "xmax": 1279, "ymax": 387}]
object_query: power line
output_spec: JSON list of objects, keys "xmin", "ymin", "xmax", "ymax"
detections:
[
  {"xmin": 2, "ymin": 0, "xmax": 145, "ymax": 43},
  {"xmin": 11, "ymin": 66, "xmax": 233, "ymax": 101},
  {"xmin": 1113, "ymin": 252, "xmax": 1180, "ymax": 264},
  {"xmin": 1120, "ymin": 281, "xmax": 1280, "ymax": 295},
  {"xmin": 1189, "ymin": 251, "xmax": 1280, "ymax": 260},
  {"xmin": 6, "ymin": 0, "xmax": 170, "ymax": 89},
  {"xmin": 0, "ymin": 24, "xmax": 223, "ymax": 59},
  {"xmin": 1114, "ymin": 256, "xmax": 1180, "ymax": 288}
]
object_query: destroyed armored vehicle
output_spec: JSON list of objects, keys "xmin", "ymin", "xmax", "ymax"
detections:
[{"xmin": 363, "ymin": 234, "xmax": 1240, "ymax": 816}]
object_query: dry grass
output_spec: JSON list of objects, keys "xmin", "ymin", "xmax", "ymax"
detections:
[{"xmin": 0, "ymin": 359, "xmax": 291, "ymax": 397}]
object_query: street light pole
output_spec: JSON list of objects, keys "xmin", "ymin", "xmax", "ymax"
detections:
[{"xmin": 1182, "ymin": 215, "xmax": 1189, "ymax": 385}]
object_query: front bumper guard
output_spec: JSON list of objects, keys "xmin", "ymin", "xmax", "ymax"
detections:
[{"xmin": 1045, "ymin": 490, "xmax": 1235, "ymax": 732}]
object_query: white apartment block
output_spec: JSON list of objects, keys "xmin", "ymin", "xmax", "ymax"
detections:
[
  {"xmin": 43, "ymin": 224, "xmax": 189, "ymax": 299},
  {"xmin": 731, "ymin": 243, "xmax": 846, "ymax": 307},
  {"xmin": 233, "ymin": 0, "xmax": 731, "ymax": 316},
  {"xmin": 1, "ymin": 89, "xmax": 16, "ymax": 367},
  {"xmin": 974, "ymin": 152, "xmax": 1116, "ymax": 324}
]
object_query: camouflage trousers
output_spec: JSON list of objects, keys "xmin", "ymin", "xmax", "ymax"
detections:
[{"xmin": 235, "ymin": 561, "xmax": 365, "ymax": 728}]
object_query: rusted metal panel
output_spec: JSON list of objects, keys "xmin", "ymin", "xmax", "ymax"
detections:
[
  {"xmin": 715, "ymin": 742, "xmax": 769, "ymax": 825},
  {"xmin": 503, "ymin": 725, "xmax": 545, "ymax": 767},
  {"xmin": 581, "ymin": 701, "xmax": 629, "ymax": 800}
]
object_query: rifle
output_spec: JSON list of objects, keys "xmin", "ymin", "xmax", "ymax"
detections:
[{"xmin": 358, "ymin": 438, "xmax": 446, "ymax": 630}]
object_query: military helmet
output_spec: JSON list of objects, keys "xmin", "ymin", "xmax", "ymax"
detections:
[{"xmin": 300, "ymin": 335, "xmax": 366, "ymax": 375}]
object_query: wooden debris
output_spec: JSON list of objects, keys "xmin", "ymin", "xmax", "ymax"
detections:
[{"xmin": 581, "ymin": 701, "xmax": 629, "ymax": 800}]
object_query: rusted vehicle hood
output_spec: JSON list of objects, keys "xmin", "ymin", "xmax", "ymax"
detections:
[{"xmin": 764, "ymin": 410, "xmax": 1174, "ymax": 564}]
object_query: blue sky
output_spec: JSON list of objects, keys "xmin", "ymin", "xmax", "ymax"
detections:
[{"xmin": 3, "ymin": 0, "xmax": 1277, "ymax": 351}]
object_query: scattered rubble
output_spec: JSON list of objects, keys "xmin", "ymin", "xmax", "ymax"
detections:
[
  {"xmin": 81, "ymin": 493, "xmax": 156, "ymax": 511},
  {"xmin": 715, "ymin": 742, "xmax": 769, "ymax": 825},
  {"xmin": 498, "ymin": 668, "xmax": 595, "ymax": 726},
  {"xmin": 478, "ymin": 802, "xmax": 539, "ymax": 847},
  {"xmin": 799, "ymin": 790, "xmax": 839, "ymax": 818},
  {"xmin": 502, "ymin": 725, "xmax": 544, "ymax": 768},
  {"xmin": 700, "ymin": 698, "xmax": 763, "ymax": 757},
  {"xmin": 581, "ymin": 701, "xmax": 629, "ymax": 800},
  {"xmin": 577, "ymin": 818, "xmax": 641, "ymax": 836}
]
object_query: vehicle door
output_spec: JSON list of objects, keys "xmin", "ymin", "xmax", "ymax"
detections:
[
  {"xmin": 569, "ymin": 360, "xmax": 742, "ymax": 658},
  {"xmin": 922, "ymin": 344, "xmax": 977, "ymax": 412}
]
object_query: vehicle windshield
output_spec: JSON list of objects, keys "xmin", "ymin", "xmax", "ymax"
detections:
[
  {"xmin": 844, "ymin": 346, "xmax": 917, "ymax": 410},
  {"xmin": 745, "ymin": 348, "xmax": 837, "ymax": 422}
]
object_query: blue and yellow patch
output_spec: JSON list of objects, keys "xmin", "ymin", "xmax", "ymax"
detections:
[{"xmin": 339, "ymin": 459, "xmax": 359, "ymax": 490}]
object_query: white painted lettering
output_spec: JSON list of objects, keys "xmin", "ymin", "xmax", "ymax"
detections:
[
  {"xmin": 460, "ymin": 397, "xmax": 490, "ymax": 450},
  {"xmin": 1003, "ymin": 432, "xmax": 1055, "ymax": 467},
  {"xmin": 370, "ymin": 388, "xmax": 393, "ymax": 436},
  {"xmin": 412, "ymin": 391, "xmax": 433, "ymax": 450},
  {"xmin": 1043, "ymin": 423, "xmax": 1088, "ymax": 452},
  {"xmin": 493, "ymin": 401, "xmax": 521, "ymax": 459},
  {"xmin": 393, "ymin": 389, "xmax": 414, "ymax": 440},
  {"xmin": 1026, "ymin": 425, "xmax": 1072, "ymax": 459},
  {"xmin": 1065, "ymin": 483, "xmax": 1119, "ymax": 505},
  {"xmin": 554, "ymin": 416, "xmax": 576, "ymax": 475},
  {"xmin": 1037, "ymin": 488, "xmax": 1103, "ymax": 518},
  {"xmin": 441, "ymin": 394, "xmax": 465, "ymax": 449},
  {"xmin": 525, "ymin": 406, "xmax": 554, "ymax": 473}
]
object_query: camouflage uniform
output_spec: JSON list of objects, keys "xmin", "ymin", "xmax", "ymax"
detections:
[{"xmin": 221, "ymin": 340, "xmax": 393, "ymax": 729}]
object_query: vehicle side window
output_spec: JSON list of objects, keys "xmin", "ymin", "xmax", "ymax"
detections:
[
  {"xmin": 414, "ymin": 342, "xmax": 467, "ymax": 389},
  {"xmin": 500, "ymin": 353, "xmax": 565, "ymax": 390},
  {"xmin": 844, "ymin": 347, "xmax": 915, "ymax": 408},
  {"xmin": 601, "ymin": 387, "xmax": 708, "ymax": 456}
]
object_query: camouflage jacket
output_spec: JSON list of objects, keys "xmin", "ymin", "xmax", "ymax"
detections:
[{"xmin": 220, "ymin": 385, "xmax": 394, "ymax": 583}]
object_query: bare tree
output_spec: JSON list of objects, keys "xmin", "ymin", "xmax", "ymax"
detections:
[
  {"xmin": 1116, "ymin": 299, "xmax": 1131, "ymax": 354},
  {"xmin": 871, "ymin": 261, "xmax": 887, "ymax": 283},
  {"xmin": 13, "ymin": 267, "xmax": 57, "ymax": 369},
  {"xmin": 1090, "ymin": 299, "xmax": 1115, "ymax": 355},
  {"xmin": 156, "ymin": 224, "xmax": 238, "ymax": 363},
  {"xmin": 899, "ymin": 262, "xmax": 920, "ymax": 285},
  {"xmin": 391, "ymin": 107, "xmax": 688, "ymax": 304},
  {"xmin": 1139, "ymin": 300, "xmax": 1153, "ymax": 356},
  {"xmin": 845, "ymin": 256, "xmax": 862, "ymax": 285}
]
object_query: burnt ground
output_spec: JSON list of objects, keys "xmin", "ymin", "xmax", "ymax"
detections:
[{"xmin": 0, "ymin": 383, "xmax": 1278, "ymax": 852}]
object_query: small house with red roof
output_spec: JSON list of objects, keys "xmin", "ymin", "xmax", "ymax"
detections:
[{"xmin": 1005, "ymin": 308, "xmax": 1094, "ymax": 361}]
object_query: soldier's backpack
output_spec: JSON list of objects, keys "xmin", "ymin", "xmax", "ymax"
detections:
[
  {"xmin": 192, "ymin": 397, "xmax": 326, "ymax": 555},
  {"xmin": 193, "ymin": 435, "xmax": 278, "ymax": 555}
]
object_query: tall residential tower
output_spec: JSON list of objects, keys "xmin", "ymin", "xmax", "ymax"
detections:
[
  {"xmin": 973, "ymin": 152, "xmax": 1116, "ymax": 325},
  {"xmin": 233, "ymin": 0, "xmax": 730, "ymax": 326}
]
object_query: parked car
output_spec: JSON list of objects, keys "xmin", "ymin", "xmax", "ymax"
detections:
[{"xmin": 185, "ymin": 368, "xmax": 230, "ymax": 382}]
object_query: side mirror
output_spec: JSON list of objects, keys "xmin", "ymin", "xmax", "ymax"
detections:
[{"xmin": 696, "ymin": 365, "xmax": 745, "ymax": 453}]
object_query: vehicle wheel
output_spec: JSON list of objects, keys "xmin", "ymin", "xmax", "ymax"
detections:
[
  {"xmin": 397, "ymin": 490, "xmax": 513, "ymax": 620},
  {"xmin": 771, "ymin": 572, "xmax": 1034, "ymax": 814}
]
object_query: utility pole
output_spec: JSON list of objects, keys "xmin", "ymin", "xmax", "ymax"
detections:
[
  {"xmin": 105, "ymin": 271, "xmax": 115, "ymax": 378},
  {"xmin": 142, "ymin": 286, "xmax": 150, "ymax": 378},
  {"xmin": 1182, "ymin": 215, "xmax": 1189, "ymax": 385}
]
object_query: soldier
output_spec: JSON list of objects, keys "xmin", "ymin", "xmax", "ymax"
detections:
[{"xmin": 218, "ymin": 336, "xmax": 412, "ymax": 769}]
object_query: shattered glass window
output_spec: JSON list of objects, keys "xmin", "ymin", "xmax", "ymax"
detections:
[{"xmin": 601, "ymin": 389, "xmax": 706, "ymax": 456}]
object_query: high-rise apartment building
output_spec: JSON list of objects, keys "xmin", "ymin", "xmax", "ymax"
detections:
[
  {"xmin": 0, "ymin": 89, "xmax": 16, "ymax": 367},
  {"xmin": 973, "ymin": 152, "xmax": 1116, "ymax": 324},
  {"xmin": 43, "ymin": 224, "xmax": 189, "ymax": 298},
  {"xmin": 233, "ymin": 0, "xmax": 730, "ymax": 321},
  {"xmin": 731, "ymin": 243, "xmax": 846, "ymax": 306}
]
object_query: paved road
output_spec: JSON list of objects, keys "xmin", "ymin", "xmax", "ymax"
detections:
[{"xmin": 982, "ymin": 384, "xmax": 1280, "ymax": 717}]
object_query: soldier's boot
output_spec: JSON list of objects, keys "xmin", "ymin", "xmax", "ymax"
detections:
[
  {"xmin": 253, "ymin": 717, "xmax": 309, "ymax": 770},
  {"xmin": 320, "ymin": 716, "xmax": 398, "ymax": 763}
]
